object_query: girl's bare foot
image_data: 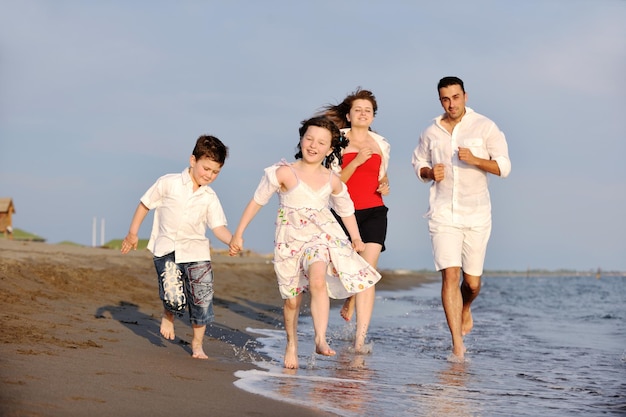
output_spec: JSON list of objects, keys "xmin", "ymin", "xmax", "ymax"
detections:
[
  {"xmin": 284, "ymin": 343, "xmax": 298, "ymax": 369},
  {"xmin": 315, "ymin": 341, "xmax": 336, "ymax": 357},
  {"xmin": 350, "ymin": 355, "xmax": 366, "ymax": 369},
  {"xmin": 461, "ymin": 308, "xmax": 474, "ymax": 336},
  {"xmin": 353, "ymin": 341, "xmax": 373, "ymax": 355},
  {"xmin": 340, "ymin": 296, "xmax": 356, "ymax": 322},
  {"xmin": 160, "ymin": 312, "xmax": 175, "ymax": 340}
]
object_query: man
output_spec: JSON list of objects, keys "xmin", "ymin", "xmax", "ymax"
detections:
[{"xmin": 411, "ymin": 76, "xmax": 511, "ymax": 361}]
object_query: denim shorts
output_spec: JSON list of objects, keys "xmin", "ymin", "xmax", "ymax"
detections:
[{"xmin": 153, "ymin": 252, "xmax": 214, "ymax": 326}]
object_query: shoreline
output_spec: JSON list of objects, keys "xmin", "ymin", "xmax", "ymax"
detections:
[{"xmin": 0, "ymin": 239, "xmax": 436, "ymax": 417}]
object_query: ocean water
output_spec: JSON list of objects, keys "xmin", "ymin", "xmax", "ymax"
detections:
[{"xmin": 234, "ymin": 275, "xmax": 626, "ymax": 417}]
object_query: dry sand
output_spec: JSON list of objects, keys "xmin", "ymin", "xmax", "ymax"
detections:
[{"xmin": 0, "ymin": 239, "xmax": 435, "ymax": 417}]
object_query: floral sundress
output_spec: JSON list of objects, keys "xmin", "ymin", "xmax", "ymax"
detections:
[{"xmin": 253, "ymin": 161, "xmax": 381, "ymax": 299}]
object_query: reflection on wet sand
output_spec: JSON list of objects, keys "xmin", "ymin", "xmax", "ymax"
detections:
[
  {"xmin": 275, "ymin": 350, "xmax": 375, "ymax": 415},
  {"xmin": 419, "ymin": 361, "xmax": 481, "ymax": 417}
]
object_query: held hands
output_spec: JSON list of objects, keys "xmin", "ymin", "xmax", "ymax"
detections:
[
  {"xmin": 120, "ymin": 233, "xmax": 138, "ymax": 254},
  {"xmin": 229, "ymin": 236, "xmax": 243, "ymax": 256}
]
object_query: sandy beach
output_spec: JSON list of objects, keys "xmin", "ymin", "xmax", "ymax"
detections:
[{"xmin": 0, "ymin": 239, "xmax": 434, "ymax": 417}]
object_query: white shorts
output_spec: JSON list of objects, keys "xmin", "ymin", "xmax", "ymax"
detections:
[{"xmin": 428, "ymin": 220, "xmax": 492, "ymax": 276}]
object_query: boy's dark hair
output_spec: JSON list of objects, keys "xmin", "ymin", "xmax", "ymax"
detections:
[
  {"xmin": 294, "ymin": 116, "xmax": 348, "ymax": 168},
  {"xmin": 438, "ymin": 76, "xmax": 465, "ymax": 93},
  {"xmin": 193, "ymin": 135, "xmax": 228, "ymax": 166}
]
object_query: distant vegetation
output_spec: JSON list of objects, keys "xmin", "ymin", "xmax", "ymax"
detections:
[
  {"xmin": 102, "ymin": 239, "xmax": 149, "ymax": 251},
  {"xmin": 57, "ymin": 241, "xmax": 83, "ymax": 246},
  {"xmin": 2, "ymin": 229, "xmax": 623, "ymax": 276},
  {"xmin": 0, "ymin": 228, "xmax": 149, "ymax": 250},
  {"xmin": 0, "ymin": 227, "xmax": 45, "ymax": 242}
]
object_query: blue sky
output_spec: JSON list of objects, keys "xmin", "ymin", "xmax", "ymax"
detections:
[{"xmin": 1, "ymin": 1, "xmax": 625, "ymax": 272}]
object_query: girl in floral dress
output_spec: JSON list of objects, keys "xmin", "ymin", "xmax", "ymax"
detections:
[{"xmin": 229, "ymin": 116, "xmax": 381, "ymax": 369}]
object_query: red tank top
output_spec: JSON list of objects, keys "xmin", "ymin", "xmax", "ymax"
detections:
[{"xmin": 342, "ymin": 153, "xmax": 384, "ymax": 210}]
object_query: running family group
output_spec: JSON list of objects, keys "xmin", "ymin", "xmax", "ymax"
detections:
[{"xmin": 120, "ymin": 76, "xmax": 511, "ymax": 368}]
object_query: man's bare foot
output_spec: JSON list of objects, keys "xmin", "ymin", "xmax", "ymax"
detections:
[
  {"xmin": 315, "ymin": 341, "xmax": 336, "ymax": 357},
  {"xmin": 450, "ymin": 342, "xmax": 466, "ymax": 362},
  {"xmin": 450, "ymin": 340, "xmax": 467, "ymax": 360},
  {"xmin": 461, "ymin": 307, "xmax": 474, "ymax": 336},
  {"xmin": 340, "ymin": 296, "xmax": 356, "ymax": 322},
  {"xmin": 447, "ymin": 352, "xmax": 466, "ymax": 363},
  {"xmin": 191, "ymin": 342, "xmax": 209, "ymax": 359},
  {"xmin": 284, "ymin": 343, "xmax": 298, "ymax": 369},
  {"xmin": 160, "ymin": 313, "xmax": 175, "ymax": 340}
]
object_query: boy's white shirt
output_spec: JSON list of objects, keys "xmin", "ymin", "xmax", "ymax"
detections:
[{"xmin": 141, "ymin": 168, "xmax": 227, "ymax": 263}]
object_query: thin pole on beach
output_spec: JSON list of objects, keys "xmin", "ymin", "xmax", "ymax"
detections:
[
  {"xmin": 92, "ymin": 216, "xmax": 96, "ymax": 247},
  {"xmin": 100, "ymin": 218, "xmax": 105, "ymax": 247}
]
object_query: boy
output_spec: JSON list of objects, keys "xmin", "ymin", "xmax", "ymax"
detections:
[{"xmin": 121, "ymin": 135, "xmax": 232, "ymax": 359}]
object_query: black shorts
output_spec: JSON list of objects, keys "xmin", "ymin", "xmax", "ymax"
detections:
[{"xmin": 332, "ymin": 205, "xmax": 388, "ymax": 252}]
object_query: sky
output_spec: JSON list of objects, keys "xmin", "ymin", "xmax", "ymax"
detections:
[{"xmin": 1, "ymin": 0, "xmax": 625, "ymax": 272}]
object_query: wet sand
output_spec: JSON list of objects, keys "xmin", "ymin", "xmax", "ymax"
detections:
[{"xmin": 0, "ymin": 239, "xmax": 434, "ymax": 417}]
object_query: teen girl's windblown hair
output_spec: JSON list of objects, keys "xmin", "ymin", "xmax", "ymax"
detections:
[{"xmin": 318, "ymin": 87, "xmax": 378, "ymax": 129}]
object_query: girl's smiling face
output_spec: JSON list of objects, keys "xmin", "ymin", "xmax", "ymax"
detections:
[
  {"xmin": 299, "ymin": 125, "xmax": 332, "ymax": 164},
  {"xmin": 347, "ymin": 98, "xmax": 375, "ymax": 128}
]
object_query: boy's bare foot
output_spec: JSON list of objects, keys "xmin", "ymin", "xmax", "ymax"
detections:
[
  {"xmin": 160, "ymin": 312, "xmax": 175, "ymax": 340},
  {"xmin": 315, "ymin": 341, "xmax": 336, "ymax": 357},
  {"xmin": 461, "ymin": 307, "xmax": 474, "ymax": 336},
  {"xmin": 191, "ymin": 342, "xmax": 209, "ymax": 359},
  {"xmin": 340, "ymin": 296, "xmax": 356, "ymax": 322},
  {"xmin": 191, "ymin": 324, "xmax": 208, "ymax": 359},
  {"xmin": 284, "ymin": 343, "xmax": 298, "ymax": 369}
]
